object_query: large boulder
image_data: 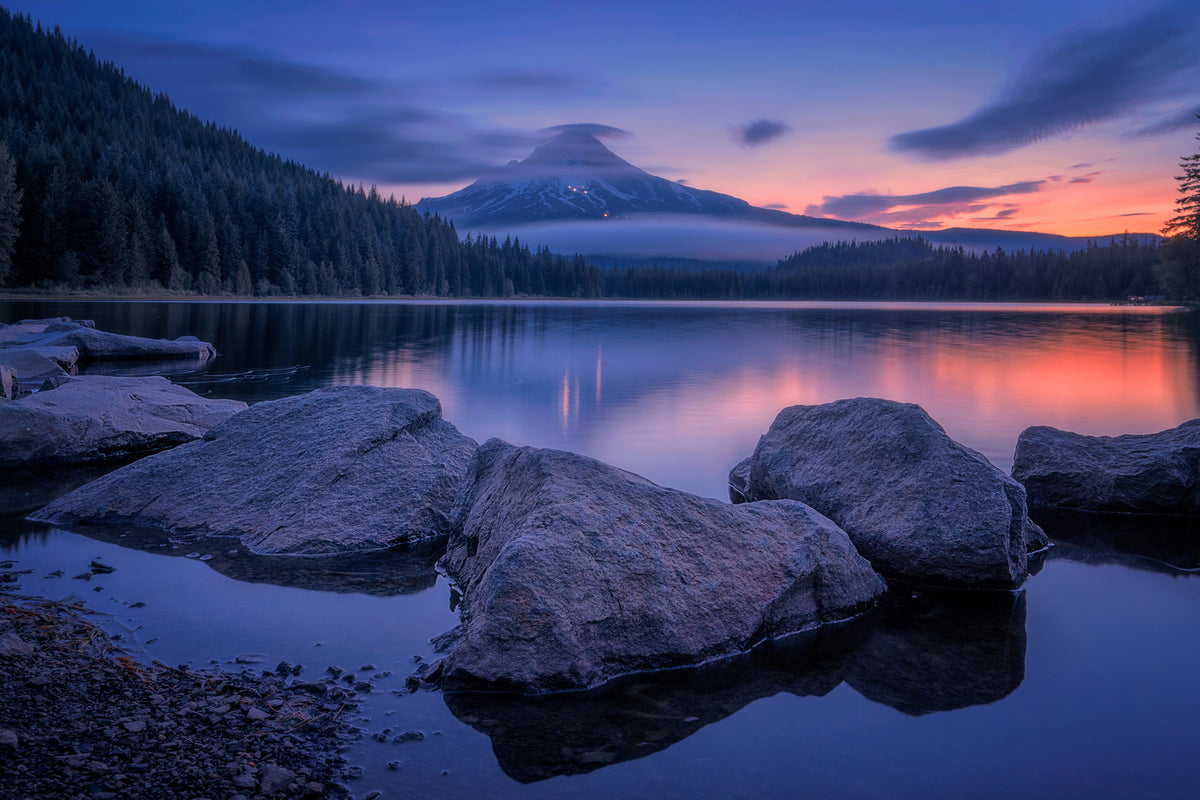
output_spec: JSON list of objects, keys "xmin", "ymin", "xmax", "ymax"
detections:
[
  {"xmin": 732, "ymin": 398, "xmax": 1040, "ymax": 589},
  {"xmin": 438, "ymin": 439, "xmax": 886, "ymax": 694},
  {"xmin": 1, "ymin": 317, "xmax": 217, "ymax": 362},
  {"xmin": 1013, "ymin": 422, "xmax": 1200, "ymax": 514},
  {"xmin": 0, "ymin": 375, "xmax": 246, "ymax": 467},
  {"xmin": 32, "ymin": 386, "xmax": 478, "ymax": 556}
]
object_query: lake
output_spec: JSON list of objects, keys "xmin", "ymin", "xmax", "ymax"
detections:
[{"xmin": 3, "ymin": 299, "xmax": 1199, "ymax": 799}]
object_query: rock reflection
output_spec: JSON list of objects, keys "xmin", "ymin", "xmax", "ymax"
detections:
[
  {"xmin": 1036, "ymin": 509, "xmax": 1200, "ymax": 575},
  {"xmin": 844, "ymin": 590, "xmax": 1027, "ymax": 716},
  {"xmin": 444, "ymin": 622, "xmax": 868, "ymax": 784},
  {"xmin": 0, "ymin": 460, "xmax": 137, "ymax": 517},
  {"xmin": 444, "ymin": 589, "xmax": 1028, "ymax": 782},
  {"xmin": 29, "ymin": 523, "xmax": 443, "ymax": 596}
]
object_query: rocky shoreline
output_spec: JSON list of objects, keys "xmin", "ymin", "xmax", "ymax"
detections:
[{"xmin": 0, "ymin": 593, "xmax": 358, "ymax": 800}]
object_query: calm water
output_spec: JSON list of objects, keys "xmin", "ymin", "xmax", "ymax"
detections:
[{"xmin": 3, "ymin": 299, "xmax": 1199, "ymax": 799}]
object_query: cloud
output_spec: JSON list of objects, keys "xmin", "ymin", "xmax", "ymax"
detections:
[
  {"xmin": 806, "ymin": 181, "xmax": 1044, "ymax": 223},
  {"xmin": 889, "ymin": 1, "xmax": 1200, "ymax": 159},
  {"xmin": 1129, "ymin": 106, "xmax": 1200, "ymax": 137},
  {"xmin": 1069, "ymin": 162, "xmax": 1093, "ymax": 170},
  {"xmin": 734, "ymin": 119, "xmax": 792, "ymax": 147},
  {"xmin": 1068, "ymin": 171, "xmax": 1104, "ymax": 184},
  {"xmin": 1119, "ymin": 212, "xmax": 1153, "ymax": 217},
  {"xmin": 77, "ymin": 32, "xmax": 548, "ymax": 185},
  {"xmin": 539, "ymin": 123, "xmax": 631, "ymax": 140},
  {"xmin": 463, "ymin": 69, "xmax": 596, "ymax": 95}
]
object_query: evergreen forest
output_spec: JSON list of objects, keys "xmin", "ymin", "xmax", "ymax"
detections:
[{"xmin": 0, "ymin": 8, "xmax": 1190, "ymax": 302}]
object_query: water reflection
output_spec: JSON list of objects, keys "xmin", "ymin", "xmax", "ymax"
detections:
[
  {"xmin": 843, "ymin": 590, "xmax": 1027, "ymax": 716},
  {"xmin": 3, "ymin": 520, "xmax": 443, "ymax": 596},
  {"xmin": 2, "ymin": 300, "xmax": 1193, "ymax": 496},
  {"xmin": 444, "ymin": 590, "xmax": 1027, "ymax": 783},
  {"xmin": 0, "ymin": 460, "xmax": 135, "ymax": 517},
  {"xmin": 1037, "ymin": 509, "xmax": 1200, "ymax": 575}
]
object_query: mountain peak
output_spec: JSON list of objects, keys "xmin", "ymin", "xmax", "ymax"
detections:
[
  {"xmin": 416, "ymin": 123, "xmax": 873, "ymax": 232},
  {"xmin": 522, "ymin": 128, "xmax": 637, "ymax": 174}
]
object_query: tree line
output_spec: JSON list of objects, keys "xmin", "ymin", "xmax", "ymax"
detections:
[{"xmin": 0, "ymin": 8, "xmax": 1193, "ymax": 302}]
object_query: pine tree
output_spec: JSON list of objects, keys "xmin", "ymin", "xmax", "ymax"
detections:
[
  {"xmin": 0, "ymin": 141, "xmax": 23, "ymax": 285},
  {"xmin": 1158, "ymin": 113, "xmax": 1200, "ymax": 301}
]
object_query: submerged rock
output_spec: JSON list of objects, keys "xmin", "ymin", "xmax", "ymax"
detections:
[
  {"xmin": 0, "ymin": 375, "xmax": 246, "ymax": 467},
  {"xmin": 438, "ymin": 439, "xmax": 885, "ymax": 694},
  {"xmin": 33, "ymin": 386, "xmax": 477, "ymax": 555},
  {"xmin": 732, "ymin": 398, "xmax": 1040, "ymax": 589},
  {"xmin": 1013, "ymin": 422, "xmax": 1200, "ymax": 514}
]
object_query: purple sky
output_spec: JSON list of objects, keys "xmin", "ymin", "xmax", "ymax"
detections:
[{"xmin": 8, "ymin": 0, "xmax": 1200, "ymax": 234}]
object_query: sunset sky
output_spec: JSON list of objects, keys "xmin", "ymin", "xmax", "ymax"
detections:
[{"xmin": 11, "ymin": 0, "xmax": 1200, "ymax": 236}]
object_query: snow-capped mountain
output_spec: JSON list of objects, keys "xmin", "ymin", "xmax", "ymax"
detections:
[{"xmin": 416, "ymin": 126, "xmax": 874, "ymax": 231}]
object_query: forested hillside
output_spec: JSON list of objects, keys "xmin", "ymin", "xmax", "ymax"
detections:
[
  {"xmin": 0, "ymin": 9, "xmax": 1174, "ymax": 301},
  {"xmin": 0, "ymin": 9, "xmax": 601, "ymax": 296}
]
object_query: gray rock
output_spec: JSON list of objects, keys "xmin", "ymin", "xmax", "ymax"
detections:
[
  {"xmin": 0, "ymin": 632, "xmax": 36, "ymax": 656},
  {"xmin": 439, "ymin": 439, "xmax": 885, "ymax": 693},
  {"xmin": 0, "ymin": 363, "xmax": 14, "ymax": 400},
  {"xmin": 1, "ymin": 317, "xmax": 216, "ymax": 362},
  {"xmin": 1013, "ymin": 421, "xmax": 1200, "ymax": 514},
  {"xmin": 33, "ymin": 386, "xmax": 478, "ymax": 555},
  {"xmin": 733, "ymin": 398, "xmax": 1039, "ymax": 589},
  {"xmin": 0, "ymin": 348, "xmax": 71, "ymax": 386},
  {"xmin": 34, "ymin": 326, "xmax": 218, "ymax": 361},
  {"xmin": 0, "ymin": 375, "xmax": 247, "ymax": 467}
]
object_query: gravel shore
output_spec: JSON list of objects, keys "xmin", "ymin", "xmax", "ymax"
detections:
[{"xmin": 0, "ymin": 596, "xmax": 357, "ymax": 800}]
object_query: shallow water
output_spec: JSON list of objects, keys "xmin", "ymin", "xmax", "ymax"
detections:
[{"xmin": 2, "ymin": 299, "xmax": 1199, "ymax": 799}]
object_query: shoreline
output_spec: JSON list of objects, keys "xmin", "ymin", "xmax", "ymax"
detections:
[
  {"xmin": 0, "ymin": 589, "xmax": 357, "ymax": 799},
  {"xmin": 0, "ymin": 291, "xmax": 1188, "ymax": 312}
]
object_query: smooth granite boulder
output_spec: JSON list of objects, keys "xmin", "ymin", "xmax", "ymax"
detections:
[
  {"xmin": 732, "ymin": 398, "xmax": 1040, "ymax": 589},
  {"xmin": 33, "ymin": 386, "xmax": 478, "ymax": 555},
  {"xmin": 438, "ymin": 439, "xmax": 886, "ymax": 694},
  {"xmin": 0, "ymin": 375, "xmax": 247, "ymax": 467},
  {"xmin": 1013, "ymin": 422, "xmax": 1200, "ymax": 514}
]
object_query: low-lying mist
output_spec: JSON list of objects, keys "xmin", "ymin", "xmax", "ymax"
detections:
[{"xmin": 470, "ymin": 216, "xmax": 895, "ymax": 264}]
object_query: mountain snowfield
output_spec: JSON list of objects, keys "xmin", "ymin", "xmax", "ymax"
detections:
[{"xmin": 417, "ymin": 126, "xmax": 1150, "ymax": 263}]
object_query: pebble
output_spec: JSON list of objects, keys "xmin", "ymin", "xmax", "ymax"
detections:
[{"xmin": 0, "ymin": 603, "xmax": 358, "ymax": 799}]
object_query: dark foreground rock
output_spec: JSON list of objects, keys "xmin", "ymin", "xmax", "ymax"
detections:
[
  {"xmin": 34, "ymin": 386, "xmax": 478, "ymax": 555},
  {"xmin": 438, "ymin": 439, "xmax": 886, "ymax": 693},
  {"xmin": 0, "ymin": 600, "xmax": 352, "ymax": 800},
  {"xmin": 732, "ymin": 398, "xmax": 1041, "ymax": 589},
  {"xmin": 1013, "ymin": 421, "xmax": 1200, "ymax": 514},
  {"xmin": 0, "ymin": 375, "xmax": 247, "ymax": 467}
]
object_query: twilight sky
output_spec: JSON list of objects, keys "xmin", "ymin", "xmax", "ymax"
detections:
[{"xmin": 10, "ymin": 0, "xmax": 1200, "ymax": 235}]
